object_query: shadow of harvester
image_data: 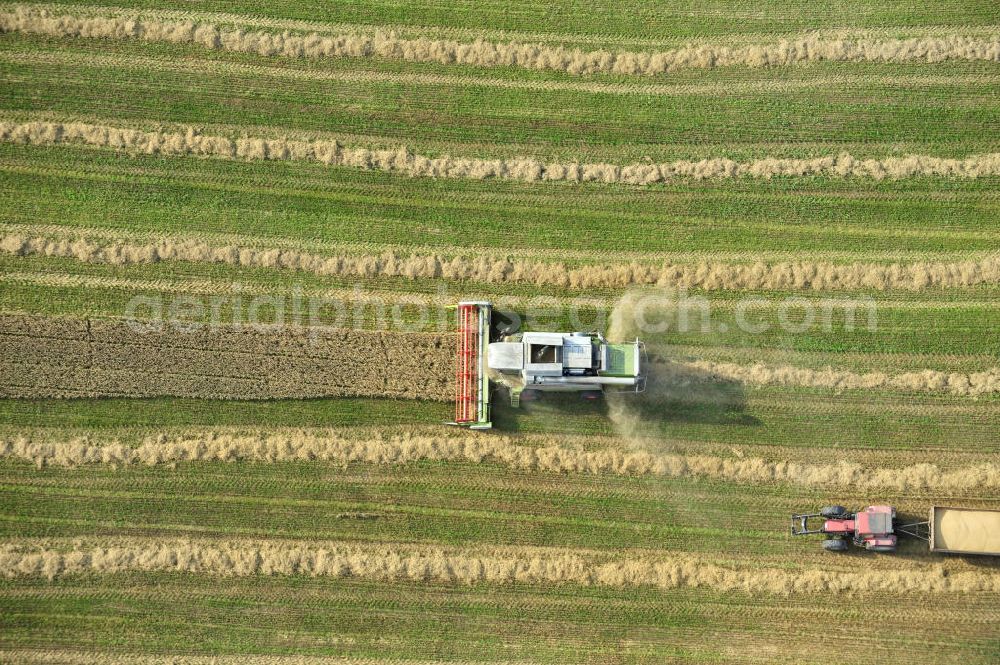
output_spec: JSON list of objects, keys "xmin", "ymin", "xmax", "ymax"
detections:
[
  {"xmin": 625, "ymin": 353, "xmax": 761, "ymax": 424},
  {"xmin": 490, "ymin": 351, "xmax": 760, "ymax": 433}
]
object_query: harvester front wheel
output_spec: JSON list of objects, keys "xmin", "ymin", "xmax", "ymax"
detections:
[
  {"xmin": 822, "ymin": 539, "xmax": 848, "ymax": 552},
  {"xmin": 821, "ymin": 506, "xmax": 848, "ymax": 519}
]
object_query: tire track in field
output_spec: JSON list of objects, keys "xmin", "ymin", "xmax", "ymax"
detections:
[
  {"xmin": 5, "ymin": 309, "xmax": 999, "ymax": 399},
  {"xmin": 2, "ymin": 5, "xmax": 998, "ymax": 76},
  {"xmin": 4, "ymin": 429, "xmax": 998, "ymax": 492},
  {"xmin": 660, "ymin": 359, "xmax": 1000, "ymax": 398},
  {"xmin": 0, "ymin": 271, "xmax": 609, "ymax": 312},
  {"xmin": 0, "ymin": 314, "xmax": 453, "ymax": 401},
  {"xmin": 0, "ymin": 653, "xmax": 472, "ymax": 665},
  {"xmin": 15, "ymin": 4, "xmax": 1000, "ymax": 45},
  {"xmin": 5, "ymin": 232, "xmax": 1000, "ymax": 292},
  {"xmin": 8, "ymin": 49, "xmax": 996, "ymax": 99},
  {"xmin": 3, "ymin": 312, "xmax": 998, "ymax": 400},
  {"xmin": 0, "ymin": 270, "xmax": 463, "ymax": 303},
  {"xmin": 3, "ymin": 539, "xmax": 998, "ymax": 594},
  {"xmin": 3, "ymin": 121, "xmax": 999, "ymax": 184},
  {"xmin": 15, "ymin": 3, "xmax": 1000, "ymax": 45},
  {"xmin": 607, "ymin": 293, "xmax": 1000, "ymax": 398}
]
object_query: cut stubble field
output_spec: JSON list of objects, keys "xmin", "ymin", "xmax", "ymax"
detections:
[{"xmin": 3, "ymin": 144, "xmax": 997, "ymax": 258}]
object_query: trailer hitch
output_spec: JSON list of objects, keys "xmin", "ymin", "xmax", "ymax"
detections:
[
  {"xmin": 790, "ymin": 513, "xmax": 827, "ymax": 536},
  {"xmin": 895, "ymin": 520, "xmax": 930, "ymax": 541}
]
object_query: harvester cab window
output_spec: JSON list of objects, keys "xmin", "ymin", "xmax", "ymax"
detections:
[{"xmin": 530, "ymin": 344, "xmax": 560, "ymax": 364}]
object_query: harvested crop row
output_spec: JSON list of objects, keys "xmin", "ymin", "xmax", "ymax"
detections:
[
  {"xmin": 660, "ymin": 359, "xmax": 1000, "ymax": 398},
  {"xmin": 2, "ymin": 6, "xmax": 998, "ymax": 76},
  {"xmin": 3, "ymin": 539, "xmax": 998, "ymax": 594},
  {"xmin": 4, "ymin": 429, "xmax": 998, "ymax": 492},
  {"xmin": 7, "ymin": 221, "xmax": 988, "ymax": 263},
  {"xmin": 5, "ymin": 232, "xmax": 1000, "ymax": 291},
  {"xmin": 0, "ymin": 314, "xmax": 453, "ymax": 400},
  {"xmin": 4, "ymin": 121, "xmax": 999, "ymax": 183}
]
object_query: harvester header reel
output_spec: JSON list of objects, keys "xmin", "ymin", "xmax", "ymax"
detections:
[{"xmin": 450, "ymin": 301, "xmax": 492, "ymax": 429}]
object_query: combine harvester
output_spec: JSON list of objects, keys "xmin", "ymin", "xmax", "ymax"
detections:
[
  {"xmin": 452, "ymin": 301, "xmax": 645, "ymax": 429},
  {"xmin": 792, "ymin": 505, "xmax": 1000, "ymax": 556}
]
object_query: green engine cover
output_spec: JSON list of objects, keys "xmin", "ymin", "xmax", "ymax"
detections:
[{"xmin": 603, "ymin": 343, "xmax": 639, "ymax": 377}]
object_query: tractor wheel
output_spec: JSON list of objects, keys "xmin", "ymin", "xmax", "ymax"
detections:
[
  {"xmin": 822, "ymin": 539, "xmax": 848, "ymax": 552},
  {"xmin": 821, "ymin": 505, "xmax": 848, "ymax": 519},
  {"xmin": 579, "ymin": 390, "xmax": 603, "ymax": 401},
  {"xmin": 520, "ymin": 389, "xmax": 542, "ymax": 402}
]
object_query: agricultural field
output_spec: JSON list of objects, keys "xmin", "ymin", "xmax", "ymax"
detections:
[{"xmin": 0, "ymin": 1, "xmax": 998, "ymax": 663}]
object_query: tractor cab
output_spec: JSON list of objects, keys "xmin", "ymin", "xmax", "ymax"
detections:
[{"xmin": 792, "ymin": 505, "xmax": 898, "ymax": 553}]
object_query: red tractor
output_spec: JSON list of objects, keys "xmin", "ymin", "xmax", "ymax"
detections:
[{"xmin": 791, "ymin": 505, "xmax": 898, "ymax": 552}]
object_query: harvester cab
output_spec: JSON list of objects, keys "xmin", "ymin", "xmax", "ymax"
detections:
[
  {"xmin": 791, "ymin": 505, "xmax": 898, "ymax": 553},
  {"xmin": 450, "ymin": 300, "xmax": 646, "ymax": 429}
]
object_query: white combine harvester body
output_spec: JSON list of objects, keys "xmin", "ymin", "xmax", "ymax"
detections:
[
  {"xmin": 488, "ymin": 332, "xmax": 644, "ymax": 393},
  {"xmin": 452, "ymin": 301, "xmax": 645, "ymax": 429}
]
